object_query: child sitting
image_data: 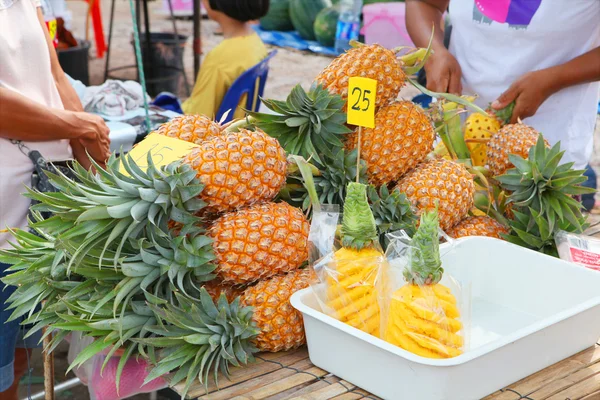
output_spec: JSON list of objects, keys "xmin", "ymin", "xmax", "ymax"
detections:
[{"xmin": 182, "ymin": 0, "xmax": 269, "ymax": 119}]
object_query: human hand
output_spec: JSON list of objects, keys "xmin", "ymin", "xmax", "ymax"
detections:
[
  {"xmin": 65, "ymin": 111, "xmax": 111, "ymax": 164},
  {"xmin": 491, "ymin": 69, "xmax": 557, "ymax": 124},
  {"xmin": 424, "ymin": 48, "xmax": 463, "ymax": 95}
]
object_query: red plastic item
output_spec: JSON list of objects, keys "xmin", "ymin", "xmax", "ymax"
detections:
[{"xmin": 87, "ymin": 0, "xmax": 107, "ymax": 58}]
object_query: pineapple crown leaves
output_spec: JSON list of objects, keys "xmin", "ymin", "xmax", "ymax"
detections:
[
  {"xmin": 341, "ymin": 182, "xmax": 379, "ymax": 250},
  {"xmin": 248, "ymin": 84, "xmax": 352, "ymax": 165},
  {"xmin": 502, "ymin": 207, "xmax": 588, "ymax": 257},
  {"xmin": 367, "ymin": 185, "xmax": 418, "ymax": 246},
  {"xmin": 496, "ymin": 134, "xmax": 593, "ymax": 233},
  {"xmin": 487, "ymin": 101, "xmax": 515, "ymax": 125},
  {"xmin": 284, "ymin": 149, "xmax": 368, "ymax": 211},
  {"xmin": 137, "ymin": 289, "xmax": 259, "ymax": 397},
  {"xmin": 403, "ymin": 209, "xmax": 443, "ymax": 286}
]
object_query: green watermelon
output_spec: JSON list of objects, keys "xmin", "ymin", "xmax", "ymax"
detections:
[
  {"xmin": 289, "ymin": 0, "xmax": 331, "ymax": 40},
  {"xmin": 260, "ymin": 0, "xmax": 294, "ymax": 31},
  {"xmin": 314, "ymin": 6, "xmax": 340, "ymax": 47}
]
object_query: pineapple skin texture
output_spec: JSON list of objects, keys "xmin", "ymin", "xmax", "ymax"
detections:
[
  {"xmin": 395, "ymin": 158, "xmax": 475, "ymax": 231},
  {"xmin": 210, "ymin": 202, "xmax": 310, "ymax": 284},
  {"xmin": 326, "ymin": 247, "xmax": 387, "ymax": 337},
  {"xmin": 486, "ymin": 123, "xmax": 547, "ymax": 177},
  {"xmin": 184, "ymin": 128, "xmax": 288, "ymax": 212},
  {"xmin": 464, "ymin": 113, "xmax": 501, "ymax": 167},
  {"xmin": 241, "ymin": 268, "xmax": 315, "ymax": 352},
  {"xmin": 385, "ymin": 283, "xmax": 463, "ymax": 359},
  {"xmin": 446, "ymin": 216, "xmax": 508, "ymax": 240},
  {"xmin": 315, "ymin": 44, "xmax": 406, "ymax": 109},
  {"xmin": 155, "ymin": 114, "xmax": 222, "ymax": 145},
  {"xmin": 346, "ymin": 101, "xmax": 435, "ymax": 185}
]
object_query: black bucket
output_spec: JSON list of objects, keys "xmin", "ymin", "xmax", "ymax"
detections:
[
  {"xmin": 57, "ymin": 40, "xmax": 91, "ymax": 85},
  {"xmin": 133, "ymin": 32, "xmax": 187, "ymax": 96}
]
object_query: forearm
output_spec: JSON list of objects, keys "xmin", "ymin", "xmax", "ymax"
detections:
[
  {"xmin": 406, "ymin": 0, "xmax": 449, "ymax": 52},
  {"xmin": 550, "ymin": 47, "xmax": 600, "ymax": 93},
  {"xmin": 55, "ymin": 74, "xmax": 83, "ymax": 112},
  {"xmin": 0, "ymin": 88, "xmax": 82, "ymax": 141}
]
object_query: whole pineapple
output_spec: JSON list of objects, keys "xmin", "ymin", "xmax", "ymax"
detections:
[
  {"xmin": 209, "ymin": 202, "xmax": 310, "ymax": 284},
  {"xmin": 464, "ymin": 102, "xmax": 514, "ymax": 166},
  {"xmin": 155, "ymin": 114, "xmax": 222, "ymax": 145},
  {"xmin": 486, "ymin": 122, "xmax": 548, "ymax": 176},
  {"xmin": 241, "ymin": 268, "xmax": 315, "ymax": 352},
  {"xmin": 395, "ymin": 158, "xmax": 475, "ymax": 231},
  {"xmin": 325, "ymin": 182, "xmax": 389, "ymax": 337},
  {"xmin": 446, "ymin": 216, "xmax": 508, "ymax": 239},
  {"xmin": 345, "ymin": 101, "xmax": 435, "ymax": 185},
  {"xmin": 314, "ymin": 43, "xmax": 429, "ymax": 108},
  {"xmin": 384, "ymin": 210, "xmax": 463, "ymax": 359},
  {"xmin": 184, "ymin": 128, "xmax": 288, "ymax": 212}
]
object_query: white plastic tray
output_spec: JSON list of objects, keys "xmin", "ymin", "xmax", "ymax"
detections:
[{"xmin": 291, "ymin": 237, "xmax": 600, "ymax": 400}]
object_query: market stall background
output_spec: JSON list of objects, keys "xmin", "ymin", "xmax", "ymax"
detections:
[{"xmin": 14, "ymin": 0, "xmax": 600, "ymax": 399}]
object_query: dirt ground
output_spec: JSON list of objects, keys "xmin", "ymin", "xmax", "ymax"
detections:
[{"xmin": 17, "ymin": 0, "xmax": 600, "ymax": 399}]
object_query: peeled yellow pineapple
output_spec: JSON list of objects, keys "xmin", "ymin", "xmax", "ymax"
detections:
[
  {"xmin": 384, "ymin": 210, "xmax": 463, "ymax": 359},
  {"xmin": 325, "ymin": 182, "xmax": 388, "ymax": 337}
]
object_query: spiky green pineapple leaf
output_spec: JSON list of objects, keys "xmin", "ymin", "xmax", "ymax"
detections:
[{"xmin": 249, "ymin": 84, "xmax": 352, "ymax": 164}]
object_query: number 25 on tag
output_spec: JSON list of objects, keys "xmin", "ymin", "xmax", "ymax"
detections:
[{"xmin": 347, "ymin": 77, "xmax": 377, "ymax": 128}]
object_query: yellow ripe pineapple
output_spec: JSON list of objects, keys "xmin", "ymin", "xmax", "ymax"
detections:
[
  {"xmin": 345, "ymin": 101, "xmax": 435, "ymax": 185},
  {"xmin": 464, "ymin": 113, "xmax": 501, "ymax": 167},
  {"xmin": 155, "ymin": 114, "xmax": 222, "ymax": 144},
  {"xmin": 241, "ymin": 268, "xmax": 315, "ymax": 352},
  {"xmin": 446, "ymin": 216, "xmax": 508, "ymax": 239},
  {"xmin": 325, "ymin": 182, "xmax": 389, "ymax": 337},
  {"xmin": 184, "ymin": 128, "xmax": 288, "ymax": 212},
  {"xmin": 486, "ymin": 123, "xmax": 548, "ymax": 177},
  {"xmin": 209, "ymin": 202, "xmax": 310, "ymax": 284},
  {"xmin": 385, "ymin": 210, "xmax": 463, "ymax": 359},
  {"xmin": 395, "ymin": 158, "xmax": 475, "ymax": 231},
  {"xmin": 315, "ymin": 44, "xmax": 406, "ymax": 108},
  {"xmin": 202, "ymin": 280, "xmax": 246, "ymax": 303}
]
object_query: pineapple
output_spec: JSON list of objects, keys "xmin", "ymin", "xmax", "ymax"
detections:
[
  {"xmin": 464, "ymin": 102, "xmax": 515, "ymax": 166},
  {"xmin": 241, "ymin": 268, "xmax": 315, "ymax": 352},
  {"xmin": 486, "ymin": 122, "xmax": 548, "ymax": 177},
  {"xmin": 184, "ymin": 128, "xmax": 288, "ymax": 212},
  {"xmin": 395, "ymin": 158, "xmax": 475, "ymax": 231},
  {"xmin": 155, "ymin": 114, "xmax": 222, "ymax": 145},
  {"xmin": 209, "ymin": 202, "xmax": 310, "ymax": 284},
  {"xmin": 248, "ymin": 85, "xmax": 352, "ymax": 165},
  {"xmin": 345, "ymin": 101, "xmax": 436, "ymax": 185},
  {"xmin": 496, "ymin": 135, "xmax": 594, "ymax": 255},
  {"xmin": 202, "ymin": 280, "xmax": 246, "ymax": 302},
  {"xmin": 446, "ymin": 216, "xmax": 508, "ymax": 239},
  {"xmin": 384, "ymin": 210, "xmax": 463, "ymax": 359},
  {"xmin": 315, "ymin": 44, "xmax": 407, "ymax": 108},
  {"xmin": 325, "ymin": 182, "xmax": 389, "ymax": 337}
]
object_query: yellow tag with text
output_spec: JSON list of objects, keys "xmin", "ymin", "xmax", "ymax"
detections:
[
  {"xmin": 122, "ymin": 133, "xmax": 199, "ymax": 174},
  {"xmin": 347, "ymin": 77, "xmax": 377, "ymax": 128},
  {"xmin": 47, "ymin": 19, "xmax": 57, "ymax": 41}
]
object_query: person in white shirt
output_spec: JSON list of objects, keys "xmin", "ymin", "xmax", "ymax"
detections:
[
  {"xmin": 406, "ymin": 0, "xmax": 600, "ymax": 171},
  {"xmin": 0, "ymin": 0, "xmax": 110, "ymax": 397}
]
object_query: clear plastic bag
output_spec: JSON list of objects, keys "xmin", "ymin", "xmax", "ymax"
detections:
[
  {"xmin": 381, "ymin": 221, "xmax": 470, "ymax": 359},
  {"xmin": 555, "ymin": 230, "xmax": 600, "ymax": 271},
  {"xmin": 308, "ymin": 205, "xmax": 390, "ymax": 338},
  {"xmin": 68, "ymin": 332, "xmax": 167, "ymax": 400}
]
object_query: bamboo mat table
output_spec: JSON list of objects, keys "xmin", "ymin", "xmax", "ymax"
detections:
[{"xmin": 176, "ymin": 340, "xmax": 600, "ymax": 400}]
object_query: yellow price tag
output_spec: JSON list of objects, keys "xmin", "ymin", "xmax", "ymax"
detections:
[
  {"xmin": 47, "ymin": 19, "xmax": 57, "ymax": 41},
  {"xmin": 347, "ymin": 77, "xmax": 377, "ymax": 128},
  {"xmin": 122, "ymin": 133, "xmax": 199, "ymax": 174}
]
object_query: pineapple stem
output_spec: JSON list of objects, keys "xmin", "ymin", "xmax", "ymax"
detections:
[
  {"xmin": 341, "ymin": 182, "xmax": 378, "ymax": 250},
  {"xmin": 409, "ymin": 78, "xmax": 487, "ymax": 114},
  {"xmin": 404, "ymin": 210, "xmax": 443, "ymax": 286},
  {"xmin": 490, "ymin": 101, "xmax": 515, "ymax": 125},
  {"xmin": 400, "ymin": 26, "xmax": 434, "ymax": 76},
  {"xmin": 223, "ymin": 116, "xmax": 256, "ymax": 133}
]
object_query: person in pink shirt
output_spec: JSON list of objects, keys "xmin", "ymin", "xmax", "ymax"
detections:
[{"xmin": 0, "ymin": 0, "xmax": 110, "ymax": 397}]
